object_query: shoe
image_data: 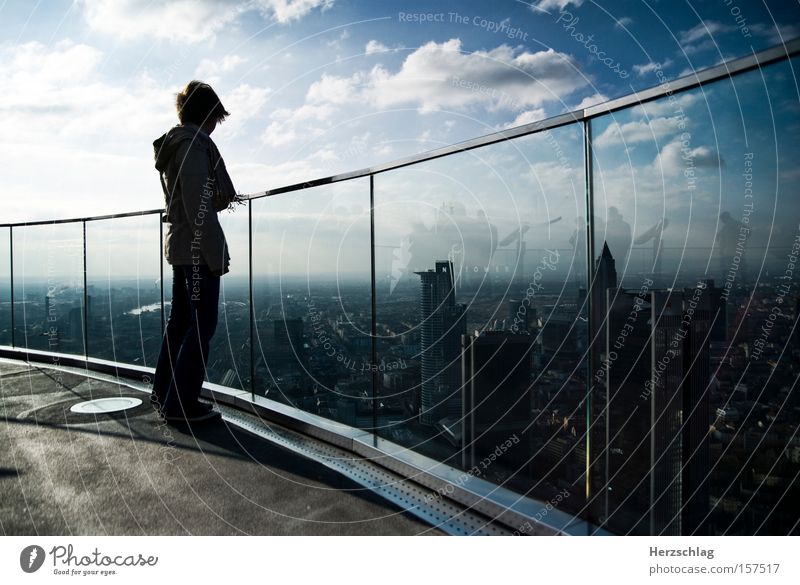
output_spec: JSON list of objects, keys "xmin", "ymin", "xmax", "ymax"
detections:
[{"xmin": 164, "ymin": 404, "xmax": 222, "ymax": 425}]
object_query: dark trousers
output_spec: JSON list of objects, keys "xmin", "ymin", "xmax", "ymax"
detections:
[{"xmin": 151, "ymin": 264, "xmax": 220, "ymax": 415}]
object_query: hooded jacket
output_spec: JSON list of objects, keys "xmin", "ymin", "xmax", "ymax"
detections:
[{"xmin": 153, "ymin": 123, "xmax": 236, "ymax": 276}]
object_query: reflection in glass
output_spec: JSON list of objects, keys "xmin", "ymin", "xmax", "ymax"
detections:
[
  {"xmin": 12, "ymin": 223, "xmax": 85, "ymax": 355},
  {"xmin": 86, "ymin": 214, "xmax": 161, "ymax": 366},
  {"xmin": 590, "ymin": 58, "xmax": 800, "ymax": 535},
  {"xmin": 374, "ymin": 125, "xmax": 588, "ymax": 516},
  {"xmin": 251, "ymin": 179, "xmax": 372, "ymax": 427},
  {"xmin": 208, "ymin": 208, "xmax": 251, "ymax": 389},
  {"xmin": 0, "ymin": 227, "xmax": 10, "ymax": 346}
]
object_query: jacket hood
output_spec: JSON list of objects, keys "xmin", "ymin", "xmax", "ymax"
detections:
[{"xmin": 153, "ymin": 124, "xmax": 209, "ymax": 172}]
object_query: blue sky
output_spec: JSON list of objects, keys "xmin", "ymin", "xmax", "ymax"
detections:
[{"xmin": 1, "ymin": 0, "xmax": 798, "ymax": 223}]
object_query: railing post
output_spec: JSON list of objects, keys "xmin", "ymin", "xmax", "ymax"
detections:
[
  {"xmin": 9, "ymin": 226, "xmax": 14, "ymax": 348},
  {"xmin": 82, "ymin": 220, "xmax": 89, "ymax": 358},
  {"xmin": 370, "ymin": 174, "xmax": 378, "ymax": 440},
  {"xmin": 159, "ymin": 212, "xmax": 165, "ymax": 337},
  {"xmin": 583, "ymin": 117, "xmax": 596, "ymax": 529},
  {"xmin": 249, "ymin": 198, "xmax": 255, "ymax": 397}
]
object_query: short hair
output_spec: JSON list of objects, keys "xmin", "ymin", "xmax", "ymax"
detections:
[{"xmin": 176, "ymin": 80, "xmax": 230, "ymax": 126}]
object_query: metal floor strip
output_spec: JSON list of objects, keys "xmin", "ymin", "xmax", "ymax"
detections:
[{"xmin": 216, "ymin": 404, "xmax": 511, "ymax": 536}]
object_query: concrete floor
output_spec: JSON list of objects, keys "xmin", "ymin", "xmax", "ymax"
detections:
[{"xmin": 0, "ymin": 359, "xmax": 444, "ymax": 535}]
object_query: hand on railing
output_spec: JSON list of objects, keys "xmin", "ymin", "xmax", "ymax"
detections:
[{"xmin": 220, "ymin": 192, "xmax": 248, "ymax": 212}]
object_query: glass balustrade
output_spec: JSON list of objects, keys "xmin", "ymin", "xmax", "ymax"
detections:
[
  {"xmin": 1, "ymin": 46, "xmax": 797, "ymax": 535},
  {"xmin": 209, "ymin": 208, "xmax": 251, "ymax": 390},
  {"xmin": 589, "ymin": 57, "xmax": 800, "ymax": 536},
  {"xmin": 373, "ymin": 122, "xmax": 588, "ymax": 515},
  {"xmin": 11, "ymin": 222, "xmax": 85, "ymax": 355},
  {"xmin": 85, "ymin": 213, "xmax": 161, "ymax": 366},
  {"xmin": 251, "ymin": 178, "xmax": 372, "ymax": 427}
]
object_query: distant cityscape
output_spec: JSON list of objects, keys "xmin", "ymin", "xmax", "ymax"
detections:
[{"xmin": 1, "ymin": 237, "xmax": 798, "ymax": 536}]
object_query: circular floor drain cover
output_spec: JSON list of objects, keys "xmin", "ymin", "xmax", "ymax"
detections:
[{"xmin": 70, "ymin": 397, "xmax": 143, "ymax": 414}]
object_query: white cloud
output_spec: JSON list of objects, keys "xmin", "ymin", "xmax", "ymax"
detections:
[
  {"xmin": 255, "ymin": 39, "xmax": 586, "ymax": 150},
  {"xmin": 0, "ymin": 40, "xmax": 173, "ymax": 142},
  {"xmin": 231, "ymin": 159, "xmax": 320, "ymax": 194},
  {"xmin": 306, "ymin": 72, "xmax": 363, "ymax": 105},
  {"xmin": 629, "ymin": 91, "xmax": 703, "ymax": 117},
  {"xmin": 78, "ymin": 0, "xmax": 334, "ymax": 43},
  {"xmin": 595, "ymin": 117, "xmax": 682, "ymax": 148},
  {"xmin": 195, "ymin": 55, "xmax": 248, "ymax": 81},
  {"xmin": 531, "ymin": 0, "xmax": 584, "ymax": 13},
  {"xmin": 1, "ymin": 40, "xmax": 103, "ymax": 91},
  {"xmin": 374, "ymin": 144, "xmax": 393, "ymax": 157},
  {"xmin": 750, "ymin": 23, "xmax": 800, "ymax": 45},
  {"xmin": 225, "ymin": 83, "xmax": 270, "ymax": 114},
  {"xmin": 325, "ymin": 28, "xmax": 351, "ymax": 50},
  {"xmin": 678, "ymin": 21, "xmax": 734, "ymax": 46},
  {"xmin": 655, "ymin": 140, "xmax": 723, "ymax": 175},
  {"xmin": 593, "ymin": 140, "xmax": 723, "ymax": 222},
  {"xmin": 573, "ymin": 92, "xmax": 608, "ymax": 110},
  {"xmin": 363, "ymin": 39, "xmax": 585, "ymax": 113},
  {"xmin": 262, "ymin": 103, "xmax": 333, "ymax": 146},
  {"xmin": 365, "ymin": 40, "xmax": 389, "ymax": 55},
  {"xmin": 614, "ymin": 16, "xmax": 633, "ymax": 30},
  {"xmin": 78, "ymin": 0, "xmax": 244, "ymax": 43},
  {"xmin": 633, "ymin": 58, "xmax": 673, "ymax": 77},
  {"xmin": 503, "ymin": 108, "xmax": 547, "ymax": 129},
  {"xmin": 0, "ymin": 40, "xmax": 195, "ymax": 222},
  {"xmin": 214, "ymin": 83, "xmax": 271, "ymax": 138},
  {"xmin": 268, "ymin": 0, "xmax": 334, "ymax": 23}
]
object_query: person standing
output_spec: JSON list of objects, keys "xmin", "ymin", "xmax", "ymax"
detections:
[{"xmin": 150, "ymin": 80, "xmax": 239, "ymax": 424}]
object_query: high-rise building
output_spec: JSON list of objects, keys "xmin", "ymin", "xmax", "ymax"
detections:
[
  {"xmin": 589, "ymin": 242, "xmax": 619, "ymax": 523},
  {"xmin": 602, "ymin": 287, "xmax": 711, "ymax": 535},
  {"xmin": 461, "ymin": 330, "xmax": 533, "ymax": 474},
  {"xmin": 679, "ymin": 286, "xmax": 712, "ymax": 536},
  {"xmin": 415, "ymin": 260, "xmax": 467, "ymax": 425},
  {"xmin": 507, "ymin": 298, "xmax": 537, "ymax": 335},
  {"xmin": 68, "ymin": 306, "xmax": 83, "ymax": 344},
  {"xmin": 648, "ymin": 291, "xmax": 685, "ymax": 536},
  {"xmin": 602, "ymin": 287, "xmax": 652, "ymax": 534},
  {"xmin": 591, "ymin": 242, "xmax": 618, "ymax": 354},
  {"xmin": 44, "ymin": 294, "xmax": 52, "ymax": 329}
]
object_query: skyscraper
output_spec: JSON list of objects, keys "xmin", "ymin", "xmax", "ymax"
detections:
[
  {"xmin": 461, "ymin": 330, "xmax": 533, "ymax": 473},
  {"xmin": 589, "ymin": 242, "xmax": 619, "ymax": 524},
  {"xmin": 415, "ymin": 260, "xmax": 466, "ymax": 425},
  {"xmin": 591, "ymin": 242, "xmax": 618, "ymax": 352},
  {"xmin": 602, "ymin": 287, "xmax": 711, "ymax": 535},
  {"xmin": 680, "ymin": 286, "xmax": 712, "ymax": 536},
  {"xmin": 648, "ymin": 290, "xmax": 685, "ymax": 536}
]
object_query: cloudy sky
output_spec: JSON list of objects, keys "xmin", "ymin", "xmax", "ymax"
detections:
[{"xmin": 1, "ymin": 0, "xmax": 798, "ymax": 224}]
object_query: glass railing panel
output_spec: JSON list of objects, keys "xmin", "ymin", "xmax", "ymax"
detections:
[
  {"xmin": 12, "ymin": 222, "xmax": 85, "ymax": 355},
  {"xmin": 374, "ymin": 124, "xmax": 588, "ymax": 519},
  {"xmin": 251, "ymin": 178, "xmax": 372, "ymax": 427},
  {"xmin": 590, "ymin": 57, "xmax": 800, "ymax": 535},
  {"xmin": 85, "ymin": 214, "xmax": 161, "ymax": 366},
  {"xmin": 209, "ymin": 208, "xmax": 251, "ymax": 390},
  {"xmin": 0, "ymin": 227, "xmax": 10, "ymax": 345}
]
